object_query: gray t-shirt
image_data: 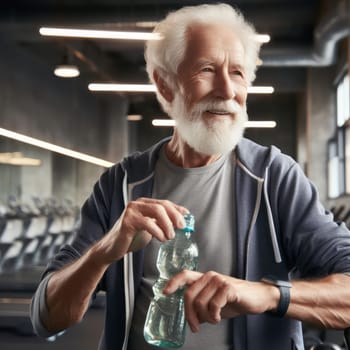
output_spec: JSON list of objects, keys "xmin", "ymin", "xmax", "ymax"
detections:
[{"xmin": 128, "ymin": 146, "xmax": 236, "ymax": 350}]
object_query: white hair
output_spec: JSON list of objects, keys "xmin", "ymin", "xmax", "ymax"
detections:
[{"xmin": 145, "ymin": 3, "xmax": 261, "ymax": 113}]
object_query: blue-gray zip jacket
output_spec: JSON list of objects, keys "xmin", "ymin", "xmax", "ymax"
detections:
[{"xmin": 31, "ymin": 137, "xmax": 350, "ymax": 350}]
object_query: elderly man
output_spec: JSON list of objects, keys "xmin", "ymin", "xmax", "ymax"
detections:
[{"xmin": 31, "ymin": 3, "xmax": 350, "ymax": 350}]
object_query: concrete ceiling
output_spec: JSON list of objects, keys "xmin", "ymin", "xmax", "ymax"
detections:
[{"xmin": 0, "ymin": 0, "xmax": 349, "ymax": 103}]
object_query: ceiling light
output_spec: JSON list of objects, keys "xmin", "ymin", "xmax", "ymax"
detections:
[
  {"xmin": 39, "ymin": 27, "xmax": 163, "ymax": 41},
  {"xmin": 0, "ymin": 128, "xmax": 113, "ymax": 168},
  {"xmin": 127, "ymin": 103, "xmax": 143, "ymax": 121},
  {"xmin": 248, "ymin": 86, "xmax": 274, "ymax": 94},
  {"xmin": 152, "ymin": 119, "xmax": 176, "ymax": 127},
  {"xmin": 135, "ymin": 21, "xmax": 159, "ymax": 28},
  {"xmin": 255, "ymin": 34, "xmax": 270, "ymax": 43},
  {"xmin": 54, "ymin": 50, "xmax": 80, "ymax": 78},
  {"xmin": 245, "ymin": 121, "xmax": 277, "ymax": 128},
  {"xmin": 88, "ymin": 83, "xmax": 274, "ymax": 94},
  {"xmin": 89, "ymin": 83, "xmax": 157, "ymax": 92},
  {"xmin": 152, "ymin": 119, "xmax": 276, "ymax": 128},
  {"xmin": 127, "ymin": 114, "xmax": 143, "ymax": 121},
  {"xmin": 54, "ymin": 65, "xmax": 80, "ymax": 78},
  {"xmin": 0, "ymin": 152, "xmax": 42, "ymax": 166},
  {"xmin": 39, "ymin": 26, "xmax": 267, "ymax": 44}
]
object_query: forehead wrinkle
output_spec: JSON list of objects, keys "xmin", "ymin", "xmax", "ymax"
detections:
[
  {"xmin": 187, "ymin": 40, "xmax": 245, "ymax": 69},
  {"xmin": 178, "ymin": 23, "xmax": 247, "ymax": 80},
  {"xmin": 195, "ymin": 56, "xmax": 245, "ymax": 71}
]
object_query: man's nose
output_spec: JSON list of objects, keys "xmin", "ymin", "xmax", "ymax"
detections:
[{"xmin": 213, "ymin": 71, "xmax": 235, "ymax": 100}]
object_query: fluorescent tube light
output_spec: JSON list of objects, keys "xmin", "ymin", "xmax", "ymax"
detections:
[
  {"xmin": 39, "ymin": 26, "xmax": 268, "ymax": 44},
  {"xmin": 39, "ymin": 27, "xmax": 163, "ymax": 41},
  {"xmin": 0, "ymin": 152, "xmax": 42, "ymax": 166},
  {"xmin": 88, "ymin": 83, "xmax": 274, "ymax": 94},
  {"xmin": 245, "ymin": 121, "xmax": 277, "ymax": 128},
  {"xmin": 247, "ymin": 86, "xmax": 274, "ymax": 94},
  {"xmin": 256, "ymin": 34, "xmax": 270, "ymax": 43},
  {"xmin": 5, "ymin": 158, "xmax": 42, "ymax": 166},
  {"xmin": 135, "ymin": 21, "xmax": 160, "ymax": 28},
  {"xmin": 152, "ymin": 119, "xmax": 176, "ymax": 127},
  {"xmin": 152, "ymin": 119, "xmax": 276, "ymax": 128},
  {"xmin": 89, "ymin": 83, "xmax": 157, "ymax": 92},
  {"xmin": 0, "ymin": 128, "xmax": 114, "ymax": 168}
]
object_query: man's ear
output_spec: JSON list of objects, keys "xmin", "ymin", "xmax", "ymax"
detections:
[{"xmin": 153, "ymin": 70, "xmax": 174, "ymax": 102}]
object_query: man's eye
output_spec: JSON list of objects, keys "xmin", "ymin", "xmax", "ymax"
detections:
[
  {"xmin": 232, "ymin": 70, "xmax": 243, "ymax": 76},
  {"xmin": 202, "ymin": 67, "xmax": 214, "ymax": 72}
]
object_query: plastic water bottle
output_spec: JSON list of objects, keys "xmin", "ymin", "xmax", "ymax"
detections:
[{"xmin": 144, "ymin": 213, "xmax": 198, "ymax": 348}]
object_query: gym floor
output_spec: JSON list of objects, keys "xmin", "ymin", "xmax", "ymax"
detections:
[{"xmin": 0, "ymin": 307, "xmax": 104, "ymax": 350}]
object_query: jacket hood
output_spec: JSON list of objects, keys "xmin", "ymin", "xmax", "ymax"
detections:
[
  {"xmin": 120, "ymin": 137, "xmax": 171, "ymax": 184},
  {"xmin": 236, "ymin": 138, "xmax": 282, "ymax": 179}
]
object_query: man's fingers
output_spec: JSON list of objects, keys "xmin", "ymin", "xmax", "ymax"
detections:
[
  {"xmin": 126, "ymin": 201, "xmax": 173, "ymax": 240},
  {"xmin": 162, "ymin": 270, "xmax": 203, "ymax": 332},
  {"xmin": 163, "ymin": 270, "xmax": 203, "ymax": 294},
  {"xmin": 187, "ymin": 272, "xmax": 228, "ymax": 325},
  {"xmin": 207, "ymin": 283, "xmax": 231, "ymax": 323},
  {"xmin": 124, "ymin": 198, "xmax": 189, "ymax": 241},
  {"xmin": 138, "ymin": 198, "xmax": 189, "ymax": 229},
  {"xmin": 164, "ymin": 271, "xmax": 237, "ymax": 332}
]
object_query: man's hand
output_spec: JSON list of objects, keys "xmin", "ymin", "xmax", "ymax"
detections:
[
  {"xmin": 163, "ymin": 270, "xmax": 280, "ymax": 332},
  {"xmin": 42, "ymin": 198, "xmax": 188, "ymax": 332},
  {"xmin": 95, "ymin": 198, "xmax": 189, "ymax": 265}
]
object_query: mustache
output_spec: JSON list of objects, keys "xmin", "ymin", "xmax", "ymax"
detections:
[{"xmin": 192, "ymin": 99, "xmax": 243, "ymax": 115}]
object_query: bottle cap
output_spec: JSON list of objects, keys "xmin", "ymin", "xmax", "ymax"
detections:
[{"xmin": 182, "ymin": 213, "xmax": 195, "ymax": 232}]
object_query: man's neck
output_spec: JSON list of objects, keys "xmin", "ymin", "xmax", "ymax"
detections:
[{"xmin": 165, "ymin": 131, "xmax": 221, "ymax": 168}]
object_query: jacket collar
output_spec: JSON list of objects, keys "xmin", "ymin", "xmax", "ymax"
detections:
[
  {"xmin": 236, "ymin": 137, "xmax": 281, "ymax": 179},
  {"xmin": 122, "ymin": 136, "xmax": 280, "ymax": 184}
]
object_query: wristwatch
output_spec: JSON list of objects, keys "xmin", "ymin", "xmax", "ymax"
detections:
[{"xmin": 261, "ymin": 275, "xmax": 292, "ymax": 317}]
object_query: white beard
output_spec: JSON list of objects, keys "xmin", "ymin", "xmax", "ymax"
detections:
[{"xmin": 170, "ymin": 92, "xmax": 248, "ymax": 155}]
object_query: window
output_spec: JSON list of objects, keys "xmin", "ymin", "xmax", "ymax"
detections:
[
  {"xmin": 346, "ymin": 124, "xmax": 350, "ymax": 194},
  {"xmin": 328, "ymin": 139, "xmax": 340, "ymax": 198},
  {"xmin": 337, "ymin": 74, "xmax": 350, "ymax": 127},
  {"xmin": 328, "ymin": 72, "xmax": 350, "ymax": 198}
]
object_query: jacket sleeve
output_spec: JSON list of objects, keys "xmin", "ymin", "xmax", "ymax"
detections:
[
  {"xmin": 269, "ymin": 155, "xmax": 350, "ymax": 277},
  {"xmin": 30, "ymin": 163, "xmax": 125, "ymax": 337},
  {"xmin": 30, "ymin": 274, "xmax": 59, "ymax": 339}
]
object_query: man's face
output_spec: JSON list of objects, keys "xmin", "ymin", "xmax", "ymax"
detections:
[{"xmin": 169, "ymin": 23, "xmax": 249, "ymax": 155}]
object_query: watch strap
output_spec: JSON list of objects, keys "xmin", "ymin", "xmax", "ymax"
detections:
[
  {"xmin": 274, "ymin": 284, "xmax": 290, "ymax": 317},
  {"xmin": 261, "ymin": 276, "xmax": 291, "ymax": 317}
]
